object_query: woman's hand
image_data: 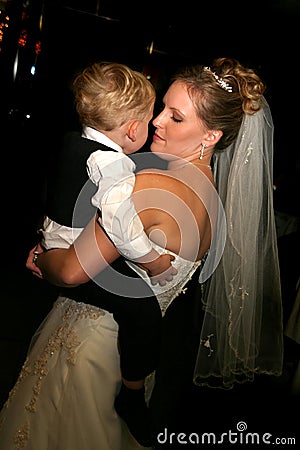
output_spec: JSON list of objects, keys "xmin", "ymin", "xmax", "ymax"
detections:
[
  {"xmin": 24, "ymin": 218, "xmax": 120, "ymax": 287},
  {"xmin": 26, "ymin": 243, "xmax": 44, "ymax": 278}
]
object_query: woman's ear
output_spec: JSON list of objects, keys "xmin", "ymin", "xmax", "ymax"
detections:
[
  {"xmin": 203, "ymin": 130, "xmax": 223, "ymax": 147},
  {"xmin": 127, "ymin": 120, "xmax": 139, "ymax": 142}
]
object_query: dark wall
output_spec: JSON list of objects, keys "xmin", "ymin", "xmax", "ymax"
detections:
[{"xmin": 0, "ymin": 0, "xmax": 299, "ymax": 265}]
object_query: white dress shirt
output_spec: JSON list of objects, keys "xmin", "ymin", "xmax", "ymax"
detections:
[{"xmin": 41, "ymin": 126, "xmax": 153, "ymax": 261}]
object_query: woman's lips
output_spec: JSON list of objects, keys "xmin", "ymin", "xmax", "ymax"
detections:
[{"xmin": 153, "ymin": 133, "xmax": 164, "ymax": 142}]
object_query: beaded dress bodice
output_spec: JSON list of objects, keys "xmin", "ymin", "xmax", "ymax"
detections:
[{"xmin": 126, "ymin": 243, "xmax": 202, "ymax": 316}]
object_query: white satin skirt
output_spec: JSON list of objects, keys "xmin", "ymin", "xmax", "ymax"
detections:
[{"xmin": 0, "ymin": 296, "xmax": 151, "ymax": 450}]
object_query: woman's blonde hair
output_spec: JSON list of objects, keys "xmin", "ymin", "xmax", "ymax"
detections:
[{"xmin": 72, "ymin": 62, "xmax": 156, "ymax": 131}]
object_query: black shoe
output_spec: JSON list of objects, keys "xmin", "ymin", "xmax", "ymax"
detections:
[{"xmin": 114, "ymin": 385, "xmax": 155, "ymax": 447}]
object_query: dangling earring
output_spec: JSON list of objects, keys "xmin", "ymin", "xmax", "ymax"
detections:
[{"xmin": 200, "ymin": 144, "xmax": 205, "ymax": 160}]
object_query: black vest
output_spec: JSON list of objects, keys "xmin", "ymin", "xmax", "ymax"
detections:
[{"xmin": 46, "ymin": 131, "xmax": 112, "ymax": 227}]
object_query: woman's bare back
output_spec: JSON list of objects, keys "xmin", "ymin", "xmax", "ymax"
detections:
[{"xmin": 134, "ymin": 165, "xmax": 216, "ymax": 262}]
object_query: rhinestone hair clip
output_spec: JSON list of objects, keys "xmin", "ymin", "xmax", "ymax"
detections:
[{"xmin": 204, "ymin": 67, "xmax": 233, "ymax": 93}]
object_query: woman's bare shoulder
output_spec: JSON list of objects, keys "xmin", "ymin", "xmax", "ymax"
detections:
[{"xmin": 135, "ymin": 169, "xmax": 181, "ymax": 191}]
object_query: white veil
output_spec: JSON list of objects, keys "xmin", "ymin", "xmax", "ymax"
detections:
[{"xmin": 194, "ymin": 99, "xmax": 284, "ymax": 389}]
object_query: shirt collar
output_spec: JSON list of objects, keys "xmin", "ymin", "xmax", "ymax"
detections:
[{"xmin": 82, "ymin": 126, "xmax": 123, "ymax": 153}]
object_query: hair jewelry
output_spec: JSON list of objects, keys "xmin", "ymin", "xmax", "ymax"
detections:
[{"xmin": 204, "ymin": 67, "xmax": 233, "ymax": 92}]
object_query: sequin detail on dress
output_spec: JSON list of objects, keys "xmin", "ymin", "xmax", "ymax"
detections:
[
  {"xmin": 156, "ymin": 262, "xmax": 201, "ymax": 315},
  {"xmin": 0, "ymin": 298, "xmax": 105, "ymax": 449},
  {"xmin": 14, "ymin": 422, "xmax": 29, "ymax": 450}
]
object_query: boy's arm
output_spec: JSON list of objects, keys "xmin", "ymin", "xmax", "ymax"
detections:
[
  {"xmin": 26, "ymin": 216, "xmax": 120, "ymax": 287},
  {"xmin": 88, "ymin": 153, "xmax": 177, "ymax": 286}
]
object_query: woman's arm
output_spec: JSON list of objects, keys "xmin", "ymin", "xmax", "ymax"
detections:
[
  {"xmin": 26, "ymin": 171, "xmax": 181, "ymax": 288},
  {"xmin": 26, "ymin": 216, "xmax": 120, "ymax": 287},
  {"xmin": 26, "ymin": 172, "xmax": 165, "ymax": 287}
]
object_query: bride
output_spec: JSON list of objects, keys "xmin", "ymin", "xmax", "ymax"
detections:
[{"xmin": 0, "ymin": 57, "xmax": 282, "ymax": 450}]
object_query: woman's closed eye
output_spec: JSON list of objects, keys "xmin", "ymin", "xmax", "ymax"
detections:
[{"xmin": 171, "ymin": 115, "xmax": 183, "ymax": 123}]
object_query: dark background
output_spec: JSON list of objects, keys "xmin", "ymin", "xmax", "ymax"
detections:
[
  {"xmin": 0, "ymin": 0, "xmax": 299, "ymax": 446},
  {"xmin": 1, "ymin": 0, "xmax": 299, "ymax": 231}
]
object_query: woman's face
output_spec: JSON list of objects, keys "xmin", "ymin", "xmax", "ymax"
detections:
[{"xmin": 150, "ymin": 81, "xmax": 207, "ymax": 162}]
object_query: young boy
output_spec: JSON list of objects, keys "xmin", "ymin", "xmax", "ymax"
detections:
[{"xmin": 36, "ymin": 61, "xmax": 176, "ymax": 446}]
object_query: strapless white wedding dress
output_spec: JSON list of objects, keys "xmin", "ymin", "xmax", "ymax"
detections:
[{"xmin": 0, "ymin": 245, "xmax": 201, "ymax": 450}]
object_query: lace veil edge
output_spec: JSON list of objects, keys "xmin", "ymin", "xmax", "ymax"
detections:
[{"xmin": 194, "ymin": 99, "xmax": 283, "ymax": 389}]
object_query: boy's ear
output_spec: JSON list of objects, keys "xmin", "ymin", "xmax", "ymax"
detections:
[{"xmin": 127, "ymin": 120, "xmax": 139, "ymax": 142}]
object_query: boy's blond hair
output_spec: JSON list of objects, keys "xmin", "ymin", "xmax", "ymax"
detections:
[{"xmin": 72, "ymin": 62, "xmax": 156, "ymax": 132}]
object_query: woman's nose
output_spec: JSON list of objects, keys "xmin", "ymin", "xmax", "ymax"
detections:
[{"xmin": 153, "ymin": 111, "xmax": 163, "ymax": 128}]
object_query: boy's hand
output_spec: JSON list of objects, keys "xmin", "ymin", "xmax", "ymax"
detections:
[{"xmin": 140, "ymin": 253, "xmax": 178, "ymax": 287}]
